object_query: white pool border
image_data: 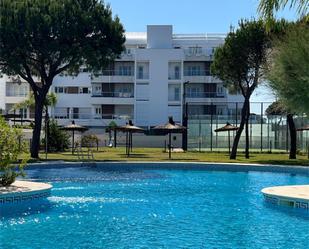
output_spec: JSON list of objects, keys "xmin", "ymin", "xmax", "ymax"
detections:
[
  {"xmin": 262, "ymin": 185, "xmax": 309, "ymax": 209},
  {"xmin": 0, "ymin": 180, "xmax": 52, "ymax": 205},
  {"xmin": 24, "ymin": 160, "xmax": 309, "ymax": 175}
]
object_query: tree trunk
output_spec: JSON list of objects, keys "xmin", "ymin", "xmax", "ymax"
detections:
[
  {"xmin": 30, "ymin": 97, "xmax": 44, "ymax": 158},
  {"xmin": 245, "ymin": 102, "xmax": 250, "ymax": 159},
  {"xmin": 230, "ymin": 97, "xmax": 250, "ymax": 159},
  {"xmin": 45, "ymin": 105, "xmax": 49, "ymax": 153},
  {"xmin": 287, "ymin": 114, "xmax": 296, "ymax": 159}
]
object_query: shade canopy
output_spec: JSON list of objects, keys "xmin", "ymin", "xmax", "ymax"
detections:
[
  {"xmin": 60, "ymin": 121, "xmax": 88, "ymax": 154},
  {"xmin": 152, "ymin": 117, "xmax": 186, "ymax": 159},
  {"xmin": 214, "ymin": 122, "xmax": 239, "ymax": 132},
  {"xmin": 60, "ymin": 120, "xmax": 88, "ymax": 132},
  {"xmin": 152, "ymin": 117, "xmax": 186, "ymax": 132},
  {"xmin": 296, "ymin": 125, "xmax": 309, "ymax": 131},
  {"xmin": 116, "ymin": 120, "xmax": 144, "ymax": 133}
]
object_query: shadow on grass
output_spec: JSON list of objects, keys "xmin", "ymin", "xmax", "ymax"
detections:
[
  {"xmin": 255, "ymin": 160, "xmax": 309, "ymax": 166},
  {"xmin": 119, "ymin": 153, "xmax": 150, "ymax": 158}
]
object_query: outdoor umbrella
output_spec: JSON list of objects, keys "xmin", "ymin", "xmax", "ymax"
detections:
[
  {"xmin": 116, "ymin": 120, "xmax": 144, "ymax": 157},
  {"xmin": 214, "ymin": 122, "xmax": 239, "ymax": 153},
  {"xmin": 60, "ymin": 120, "xmax": 88, "ymax": 154},
  {"xmin": 152, "ymin": 117, "xmax": 186, "ymax": 159},
  {"xmin": 296, "ymin": 125, "xmax": 309, "ymax": 159}
]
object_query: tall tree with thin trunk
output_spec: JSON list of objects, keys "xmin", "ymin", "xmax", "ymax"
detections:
[
  {"xmin": 265, "ymin": 101, "xmax": 297, "ymax": 159},
  {"xmin": 211, "ymin": 20, "xmax": 272, "ymax": 159},
  {"xmin": 0, "ymin": 0, "xmax": 125, "ymax": 158}
]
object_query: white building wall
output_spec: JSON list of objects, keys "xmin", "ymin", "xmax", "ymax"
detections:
[
  {"xmin": 0, "ymin": 25, "xmax": 244, "ymax": 127},
  {"xmin": 134, "ymin": 46, "xmax": 184, "ymax": 126},
  {"xmin": 0, "ymin": 76, "xmax": 8, "ymax": 111}
]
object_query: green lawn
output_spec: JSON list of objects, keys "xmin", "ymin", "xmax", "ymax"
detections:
[{"xmin": 23, "ymin": 147, "xmax": 309, "ymax": 166}]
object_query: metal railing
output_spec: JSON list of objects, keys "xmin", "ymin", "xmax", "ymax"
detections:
[
  {"xmin": 92, "ymin": 70, "xmax": 134, "ymax": 77},
  {"xmin": 92, "ymin": 91, "xmax": 134, "ymax": 98},
  {"xmin": 52, "ymin": 113, "xmax": 133, "ymax": 120},
  {"xmin": 168, "ymin": 74, "xmax": 181, "ymax": 80},
  {"xmin": 183, "ymin": 70, "xmax": 211, "ymax": 76},
  {"xmin": 186, "ymin": 92, "xmax": 225, "ymax": 98},
  {"xmin": 136, "ymin": 73, "xmax": 149, "ymax": 80}
]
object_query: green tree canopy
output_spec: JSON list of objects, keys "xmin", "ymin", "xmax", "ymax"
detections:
[
  {"xmin": 211, "ymin": 20, "xmax": 272, "ymax": 159},
  {"xmin": 267, "ymin": 22, "xmax": 309, "ymax": 114},
  {"xmin": 265, "ymin": 100, "xmax": 286, "ymax": 115},
  {"xmin": 0, "ymin": 0, "xmax": 125, "ymax": 158}
]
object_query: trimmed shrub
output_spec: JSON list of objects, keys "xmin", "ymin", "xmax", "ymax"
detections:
[
  {"xmin": 0, "ymin": 117, "xmax": 27, "ymax": 186},
  {"xmin": 41, "ymin": 119, "xmax": 70, "ymax": 152}
]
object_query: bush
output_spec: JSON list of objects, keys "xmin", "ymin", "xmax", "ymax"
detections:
[
  {"xmin": 41, "ymin": 119, "xmax": 70, "ymax": 152},
  {"xmin": 81, "ymin": 134, "xmax": 99, "ymax": 148},
  {"xmin": 0, "ymin": 117, "xmax": 27, "ymax": 186}
]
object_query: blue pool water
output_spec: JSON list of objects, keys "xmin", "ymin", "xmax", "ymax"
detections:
[{"xmin": 0, "ymin": 165, "xmax": 308, "ymax": 249}]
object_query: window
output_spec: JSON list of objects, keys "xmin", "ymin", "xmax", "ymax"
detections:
[
  {"xmin": 119, "ymin": 66, "xmax": 132, "ymax": 76},
  {"xmin": 55, "ymin": 87, "xmax": 64, "ymax": 93},
  {"xmin": 187, "ymin": 87, "xmax": 201, "ymax": 98},
  {"xmin": 189, "ymin": 46, "xmax": 202, "ymax": 55},
  {"xmin": 138, "ymin": 66, "xmax": 144, "ymax": 79},
  {"xmin": 65, "ymin": 87, "xmax": 79, "ymax": 94},
  {"xmin": 73, "ymin": 108, "xmax": 79, "ymax": 119},
  {"xmin": 80, "ymin": 87, "xmax": 90, "ymax": 94},
  {"xmin": 188, "ymin": 66, "xmax": 201, "ymax": 76},
  {"xmin": 174, "ymin": 87, "xmax": 180, "ymax": 101},
  {"xmin": 174, "ymin": 66, "xmax": 180, "ymax": 79},
  {"xmin": 19, "ymin": 108, "xmax": 27, "ymax": 119},
  {"xmin": 95, "ymin": 107, "xmax": 101, "ymax": 118}
]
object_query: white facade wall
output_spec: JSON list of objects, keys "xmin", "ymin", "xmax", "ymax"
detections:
[{"xmin": 0, "ymin": 25, "xmax": 244, "ymax": 127}]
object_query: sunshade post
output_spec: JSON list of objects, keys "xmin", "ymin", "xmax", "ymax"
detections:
[
  {"xmin": 130, "ymin": 132, "xmax": 133, "ymax": 152},
  {"xmin": 169, "ymin": 132, "xmax": 172, "ymax": 159},
  {"xmin": 72, "ymin": 130, "xmax": 75, "ymax": 154},
  {"xmin": 128, "ymin": 131, "xmax": 130, "ymax": 157},
  {"xmin": 126, "ymin": 132, "xmax": 128, "ymax": 156},
  {"xmin": 228, "ymin": 130, "xmax": 231, "ymax": 154}
]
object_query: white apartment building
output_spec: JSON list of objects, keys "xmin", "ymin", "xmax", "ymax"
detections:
[{"xmin": 0, "ymin": 25, "xmax": 243, "ymax": 127}]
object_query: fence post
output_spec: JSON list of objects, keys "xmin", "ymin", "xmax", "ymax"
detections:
[
  {"xmin": 260, "ymin": 102, "xmax": 263, "ymax": 152},
  {"xmin": 210, "ymin": 103, "xmax": 213, "ymax": 152},
  {"xmin": 286, "ymin": 119, "xmax": 289, "ymax": 152},
  {"xmin": 199, "ymin": 119, "xmax": 201, "ymax": 152},
  {"xmin": 235, "ymin": 102, "xmax": 238, "ymax": 126}
]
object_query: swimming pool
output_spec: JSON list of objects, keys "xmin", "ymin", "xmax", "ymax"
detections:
[{"xmin": 1, "ymin": 163, "xmax": 308, "ymax": 248}]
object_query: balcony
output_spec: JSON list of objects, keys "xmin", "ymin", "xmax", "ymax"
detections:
[
  {"xmin": 91, "ymin": 70, "xmax": 134, "ymax": 83},
  {"xmin": 136, "ymin": 73, "xmax": 149, "ymax": 80},
  {"xmin": 92, "ymin": 91, "xmax": 134, "ymax": 98},
  {"xmin": 183, "ymin": 70, "xmax": 219, "ymax": 83},
  {"xmin": 168, "ymin": 73, "xmax": 181, "ymax": 80},
  {"xmin": 52, "ymin": 113, "xmax": 132, "ymax": 127},
  {"xmin": 90, "ymin": 91, "xmax": 134, "ymax": 105},
  {"xmin": 184, "ymin": 48, "xmax": 214, "ymax": 60},
  {"xmin": 186, "ymin": 92, "xmax": 226, "ymax": 103}
]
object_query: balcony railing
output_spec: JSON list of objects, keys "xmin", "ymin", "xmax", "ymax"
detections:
[
  {"xmin": 136, "ymin": 73, "xmax": 149, "ymax": 80},
  {"xmin": 183, "ymin": 70, "xmax": 211, "ymax": 76},
  {"xmin": 52, "ymin": 113, "xmax": 133, "ymax": 120},
  {"xmin": 186, "ymin": 92, "xmax": 225, "ymax": 98},
  {"xmin": 168, "ymin": 74, "xmax": 181, "ymax": 80},
  {"xmin": 92, "ymin": 91, "xmax": 134, "ymax": 98},
  {"xmin": 92, "ymin": 70, "xmax": 134, "ymax": 77}
]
